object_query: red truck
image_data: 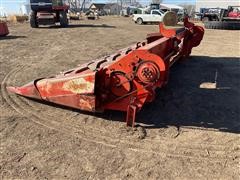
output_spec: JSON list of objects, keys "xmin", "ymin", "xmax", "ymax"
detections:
[
  {"xmin": 30, "ymin": 0, "xmax": 69, "ymax": 28},
  {"xmin": 203, "ymin": 6, "xmax": 240, "ymax": 30}
]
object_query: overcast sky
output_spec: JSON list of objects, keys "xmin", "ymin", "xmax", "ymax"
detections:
[{"xmin": 0, "ymin": 0, "xmax": 196, "ymax": 14}]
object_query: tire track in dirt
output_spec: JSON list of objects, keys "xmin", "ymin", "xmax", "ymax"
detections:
[
  {"xmin": 1, "ymin": 67, "xmax": 118, "ymax": 148},
  {"xmin": 1, "ymin": 67, "xmax": 234, "ymax": 160},
  {"xmin": 1, "ymin": 67, "xmax": 236, "ymax": 161}
]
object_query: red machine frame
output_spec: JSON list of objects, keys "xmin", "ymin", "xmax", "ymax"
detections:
[{"xmin": 0, "ymin": 21, "xmax": 9, "ymax": 36}]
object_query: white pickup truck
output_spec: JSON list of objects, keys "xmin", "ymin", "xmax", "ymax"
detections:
[{"xmin": 133, "ymin": 10, "xmax": 165, "ymax": 24}]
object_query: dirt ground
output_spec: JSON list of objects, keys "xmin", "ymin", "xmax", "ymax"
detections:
[{"xmin": 1, "ymin": 16, "xmax": 240, "ymax": 179}]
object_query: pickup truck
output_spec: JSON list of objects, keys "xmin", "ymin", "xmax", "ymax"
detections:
[{"xmin": 133, "ymin": 10, "xmax": 165, "ymax": 24}]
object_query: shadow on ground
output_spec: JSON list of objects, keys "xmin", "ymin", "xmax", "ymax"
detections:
[
  {"xmin": 105, "ymin": 56, "xmax": 240, "ymax": 133},
  {"xmin": 0, "ymin": 35, "xmax": 27, "ymax": 40},
  {"xmin": 68, "ymin": 24, "xmax": 116, "ymax": 28},
  {"xmin": 24, "ymin": 56, "xmax": 240, "ymax": 134},
  {"xmin": 37, "ymin": 24, "xmax": 116, "ymax": 29}
]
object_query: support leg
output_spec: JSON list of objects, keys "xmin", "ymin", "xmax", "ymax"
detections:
[{"xmin": 126, "ymin": 105, "xmax": 137, "ymax": 127}]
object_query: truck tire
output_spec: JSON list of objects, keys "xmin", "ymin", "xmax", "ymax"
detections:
[
  {"xmin": 204, "ymin": 21, "xmax": 240, "ymax": 30},
  {"xmin": 136, "ymin": 18, "xmax": 143, "ymax": 25},
  {"xmin": 30, "ymin": 11, "xmax": 38, "ymax": 28},
  {"xmin": 59, "ymin": 11, "xmax": 68, "ymax": 28}
]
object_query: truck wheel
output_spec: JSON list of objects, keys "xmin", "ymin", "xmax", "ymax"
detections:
[
  {"xmin": 30, "ymin": 11, "xmax": 38, "ymax": 28},
  {"xmin": 136, "ymin": 18, "xmax": 143, "ymax": 25},
  {"xmin": 60, "ymin": 11, "xmax": 68, "ymax": 28}
]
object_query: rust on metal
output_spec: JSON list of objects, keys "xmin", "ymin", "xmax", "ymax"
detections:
[{"xmin": 63, "ymin": 78, "xmax": 95, "ymax": 94}]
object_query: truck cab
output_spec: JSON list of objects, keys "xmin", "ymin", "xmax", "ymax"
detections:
[
  {"xmin": 30, "ymin": 0, "xmax": 53, "ymax": 11},
  {"xmin": 133, "ymin": 9, "xmax": 164, "ymax": 24}
]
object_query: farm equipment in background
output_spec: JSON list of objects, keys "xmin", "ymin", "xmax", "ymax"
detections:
[
  {"xmin": 85, "ymin": 10, "xmax": 99, "ymax": 20},
  {"xmin": 0, "ymin": 21, "xmax": 9, "ymax": 36},
  {"xmin": 30, "ymin": 0, "xmax": 69, "ymax": 28},
  {"xmin": 203, "ymin": 6, "xmax": 240, "ymax": 30},
  {"xmin": 68, "ymin": 12, "xmax": 80, "ymax": 20},
  {"xmin": 228, "ymin": 6, "xmax": 240, "ymax": 18},
  {"xmin": 7, "ymin": 13, "xmax": 204, "ymax": 127}
]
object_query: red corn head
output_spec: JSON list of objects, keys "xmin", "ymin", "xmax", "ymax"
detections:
[{"xmin": 7, "ymin": 17, "xmax": 204, "ymax": 126}]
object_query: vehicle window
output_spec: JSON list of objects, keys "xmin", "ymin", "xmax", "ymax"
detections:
[
  {"xmin": 52, "ymin": 0, "xmax": 63, "ymax": 6},
  {"xmin": 233, "ymin": 7, "xmax": 239, "ymax": 12},
  {"xmin": 161, "ymin": 9, "xmax": 168, "ymax": 12},
  {"xmin": 171, "ymin": 9, "xmax": 179, "ymax": 13},
  {"xmin": 152, "ymin": 11, "xmax": 160, "ymax": 15},
  {"xmin": 159, "ymin": 10, "xmax": 165, "ymax": 14},
  {"xmin": 145, "ymin": 11, "xmax": 150, "ymax": 14},
  {"xmin": 151, "ymin": 5, "xmax": 159, "ymax": 9}
]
